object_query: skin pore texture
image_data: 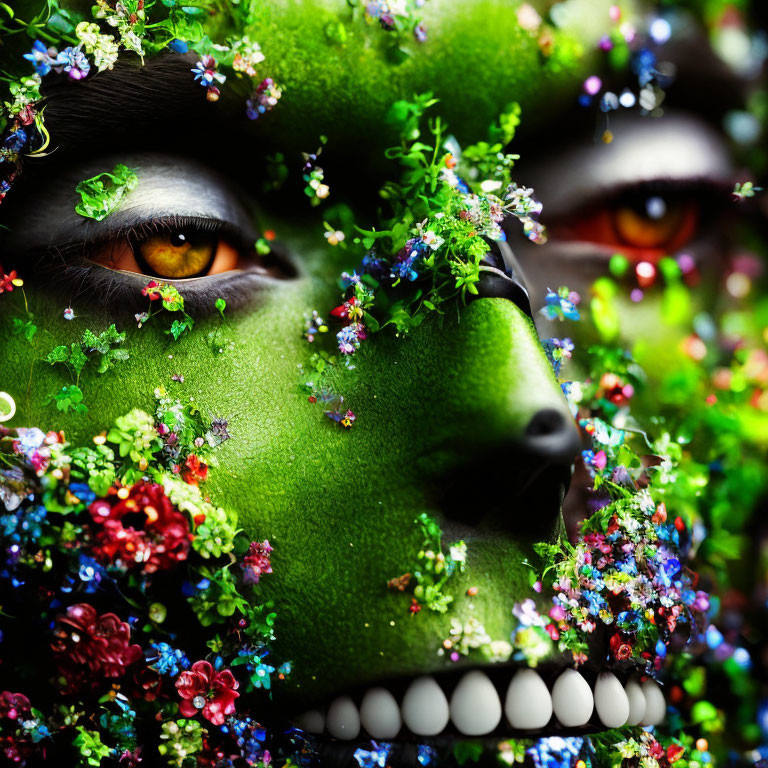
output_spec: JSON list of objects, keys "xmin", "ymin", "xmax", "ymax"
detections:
[{"xmin": 2, "ymin": 0, "xmax": 765, "ymax": 764}]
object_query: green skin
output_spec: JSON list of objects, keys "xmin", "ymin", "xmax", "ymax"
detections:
[{"xmin": 0, "ymin": 0, "xmax": 647, "ymax": 716}]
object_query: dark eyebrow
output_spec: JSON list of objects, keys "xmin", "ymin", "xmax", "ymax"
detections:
[{"xmin": 37, "ymin": 53, "xmax": 241, "ymax": 161}]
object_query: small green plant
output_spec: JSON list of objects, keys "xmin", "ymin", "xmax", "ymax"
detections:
[{"xmin": 75, "ymin": 163, "xmax": 138, "ymax": 221}]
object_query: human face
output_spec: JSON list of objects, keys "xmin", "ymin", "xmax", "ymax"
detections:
[{"xmin": 0, "ymin": 0, "xmax": 751, "ymax": 759}]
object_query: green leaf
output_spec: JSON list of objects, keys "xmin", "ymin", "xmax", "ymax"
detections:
[
  {"xmin": 75, "ymin": 164, "xmax": 138, "ymax": 221},
  {"xmin": 54, "ymin": 385, "xmax": 87, "ymax": 414},
  {"xmin": 69, "ymin": 343, "xmax": 89, "ymax": 377},
  {"xmin": 46, "ymin": 345, "xmax": 69, "ymax": 364}
]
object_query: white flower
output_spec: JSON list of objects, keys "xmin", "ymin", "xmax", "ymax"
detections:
[
  {"xmin": 420, "ymin": 230, "xmax": 444, "ymax": 250},
  {"xmin": 75, "ymin": 22, "xmax": 101, "ymax": 50},
  {"xmin": 324, "ymin": 230, "xmax": 345, "ymax": 246},
  {"xmin": 449, "ymin": 541, "xmax": 467, "ymax": 563},
  {"xmin": 480, "ymin": 179, "xmax": 503, "ymax": 193}
]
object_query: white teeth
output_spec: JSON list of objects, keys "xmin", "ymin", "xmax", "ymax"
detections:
[
  {"xmin": 449, "ymin": 670, "xmax": 502, "ymax": 736},
  {"xmin": 360, "ymin": 687, "xmax": 402, "ymax": 739},
  {"xmin": 326, "ymin": 695, "xmax": 361, "ymax": 740},
  {"xmin": 624, "ymin": 677, "xmax": 646, "ymax": 726},
  {"xmin": 504, "ymin": 668, "xmax": 553, "ymax": 730},
  {"xmin": 293, "ymin": 709, "xmax": 325, "ymax": 734},
  {"xmin": 312, "ymin": 666, "xmax": 662, "ymax": 739},
  {"xmin": 551, "ymin": 669, "xmax": 594, "ymax": 727},
  {"xmin": 640, "ymin": 679, "xmax": 666, "ymax": 726},
  {"xmin": 401, "ymin": 675, "xmax": 450, "ymax": 736},
  {"xmin": 593, "ymin": 671, "xmax": 630, "ymax": 729}
]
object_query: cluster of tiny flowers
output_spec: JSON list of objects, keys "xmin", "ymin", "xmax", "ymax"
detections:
[
  {"xmin": 0, "ymin": 397, "xmax": 300, "ymax": 766},
  {"xmin": 246, "ymin": 78, "xmax": 283, "ymax": 120}
]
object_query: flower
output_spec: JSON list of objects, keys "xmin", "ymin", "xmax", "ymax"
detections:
[
  {"xmin": 231, "ymin": 36, "xmax": 265, "ymax": 76},
  {"xmin": 324, "ymin": 229, "xmax": 345, "ymax": 245},
  {"xmin": 0, "ymin": 691, "xmax": 31, "ymax": 721},
  {"xmin": 88, "ymin": 483, "xmax": 192, "ymax": 573},
  {"xmin": 0, "ymin": 267, "xmax": 19, "ymax": 293},
  {"xmin": 337, "ymin": 323, "xmax": 366, "ymax": 355},
  {"xmin": 609, "ymin": 632, "xmax": 634, "ymax": 661},
  {"xmin": 147, "ymin": 642, "xmax": 190, "ymax": 677},
  {"xmin": 240, "ymin": 540, "xmax": 273, "ymax": 585},
  {"xmin": 23, "ymin": 41, "xmax": 57, "ymax": 76},
  {"xmin": 51, "ymin": 603, "xmax": 142, "ymax": 692},
  {"xmin": 245, "ymin": 78, "xmax": 282, "ymax": 120},
  {"xmin": 175, "ymin": 660, "xmax": 239, "ymax": 725},
  {"xmin": 191, "ymin": 55, "xmax": 225, "ymax": 88},
  {"xmin": 52, "ymin": 46, "xmax": 91, "ymax": 80}
]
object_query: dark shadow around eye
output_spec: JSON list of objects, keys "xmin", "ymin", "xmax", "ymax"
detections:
[{"xmin": 546, "ymin": 178, "xmax": 732, "ymax": 260}]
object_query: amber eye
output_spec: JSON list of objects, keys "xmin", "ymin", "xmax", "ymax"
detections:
[
  {"xmin": 552, "ymin": 190, "xmax": 700, "ymax": 258},
  {"xmin": 91, "ymin": 228, "xmax": 241, "ymax": 278},
  {"xmin": 135, "ymin": 230, "xmax": 218, "ymax": 278}
]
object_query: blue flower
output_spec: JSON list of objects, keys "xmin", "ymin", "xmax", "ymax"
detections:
[
  {"xmin": 0, "ymin": 504, "xmax": 46, "ymax": 544},
  {"xmin": 355, "ymin": 742, "xmax": 392, "ymax": 767},
  {"xmin": 632, "ymin": 49, "xmax": 657, "ymax": 86},
  {"xmin": 417, "ymin": 744, "xmax": 437, "ymax": 766},
  {"xmin": 541, "ymin": 289, "xmax": 580, "ymax": 322},
  {"xmin": 147, "ymin": 642, "xmax": 190, "ymax": 677},
  {"xmin": 15, "ymin": 427, "xmax": 45, "ymax": 457},
  {"xmin": 24, "ymin": 41, "xmax": 54, "ymax": 76},
  {"xmin": 582, "ymin": 590, "xmax": 607, "ymax": 616},
  {"xmin": 69, "ymin": 482, "xmax": 96, "ymax": 506}
]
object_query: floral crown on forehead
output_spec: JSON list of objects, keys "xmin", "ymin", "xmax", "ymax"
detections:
[{"xmin": 1, "ymin": 0, "xmax": 767, "ymax": 766}]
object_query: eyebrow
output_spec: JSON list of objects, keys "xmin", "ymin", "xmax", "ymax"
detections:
[{"xmin": 38, "ymin": 54, "xmax": 236, "ymax": 161}]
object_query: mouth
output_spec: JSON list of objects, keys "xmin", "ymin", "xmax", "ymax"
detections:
[{"xmin": 290, "ymin": 661, "xmax": 666, "ymax": 745}]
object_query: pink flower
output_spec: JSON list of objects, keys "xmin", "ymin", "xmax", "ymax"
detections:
[
  {"xmin": 175, "ymin": 660, "xmax": 239, "ymax": 725},
  {"xmin": 0, "ymin": 692, "xmax": 30, "ymax": 720},
  {"xmin": 0, "ymin": 268, "xmax": 18, "ymax": 293},
  {"xmin": 241, "ymin": 540, "xmax": 273, "ymax": 585}
]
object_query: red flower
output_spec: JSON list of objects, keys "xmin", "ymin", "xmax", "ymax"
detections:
[
  {"xmin": 0, "ymin": 692, "xmax": 30, "ymax": 721},
  {"xmin": 0, "ymin": 268, "xmax": 18, "ymax": 293},
  {"xmin": 51, "ymin": 603, "xmax": 142, "ymax": 693},
  {"xmin": 240, "ymin": 540, "xmax": 273, "ymax": 585},
  {"xmin": 182, "ymin": 454, "xmax": 208, "ymax": 486},
  {"xmin": 609, "ymin": 632, "xmax": 633, "ymax": 661},
  {"xmin": 330, "ymin": 296, "xmax": 362, "ymax": 321},
  {"xmin": 142, "ymin": 280, "xmax": 162, "ymax": 300},
  {"xmin": 88, "ymin": 483, "xmax": 191, "ymax": 573},
  {"xmin": 175, "ymin": 660, "xmax": 239, "ymax": 725},
  {"xmin": 647, "ymin": 739, "xmax": 664, "ymax": 760},
  {"xmin": 667, "ymin": 744, "xmax": 685, "ymax": 763}
]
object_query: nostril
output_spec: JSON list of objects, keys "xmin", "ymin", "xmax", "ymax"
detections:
[
  {"xmin": 524, "ymin": 408, "xmax": 581, "ymax": 465},
  {"xmin": 526, "ymin": 408, "xmax": 566, "ymax": 437}
]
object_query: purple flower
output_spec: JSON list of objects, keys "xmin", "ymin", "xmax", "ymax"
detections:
[{"xmin": 53, "ymin": 47, "xmax": 91, "ymax": 80}]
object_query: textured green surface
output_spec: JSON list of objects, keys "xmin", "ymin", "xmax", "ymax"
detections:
[{"xmin": 1, "ymin": 219, "xmax": 574, "ymax": 704}]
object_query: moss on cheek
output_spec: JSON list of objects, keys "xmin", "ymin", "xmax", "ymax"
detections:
[{"xmin": 1, "ymin": 280, "xmax": 569, "ymax": 693}]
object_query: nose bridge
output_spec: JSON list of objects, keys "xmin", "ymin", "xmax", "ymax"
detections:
[{"xmin": 445, "ymin": 297, "xmax": 578, "ymax": 451}]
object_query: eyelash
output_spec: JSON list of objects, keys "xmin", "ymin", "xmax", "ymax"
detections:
[{"xmin": 19, "ymin": 215, "xmax": 294, "ymax": 315}]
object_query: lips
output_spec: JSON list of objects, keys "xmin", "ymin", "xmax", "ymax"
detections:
[{"xmin": 292, "ymin": 663, "xmax": 666, "ymax": 742}]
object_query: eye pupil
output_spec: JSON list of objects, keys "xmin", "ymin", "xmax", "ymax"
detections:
[{"xmin": 171, "ymin": 232, "xmax": 188, "ymax": 247}]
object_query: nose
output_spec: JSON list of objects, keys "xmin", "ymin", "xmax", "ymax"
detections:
[
  {"xmin": 430, "ymin": 242, "xmax": 582, "ymax": 537},
  {"xmin": 524, "ymin": 407, "xmax": 582, "ymax": 465}
]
